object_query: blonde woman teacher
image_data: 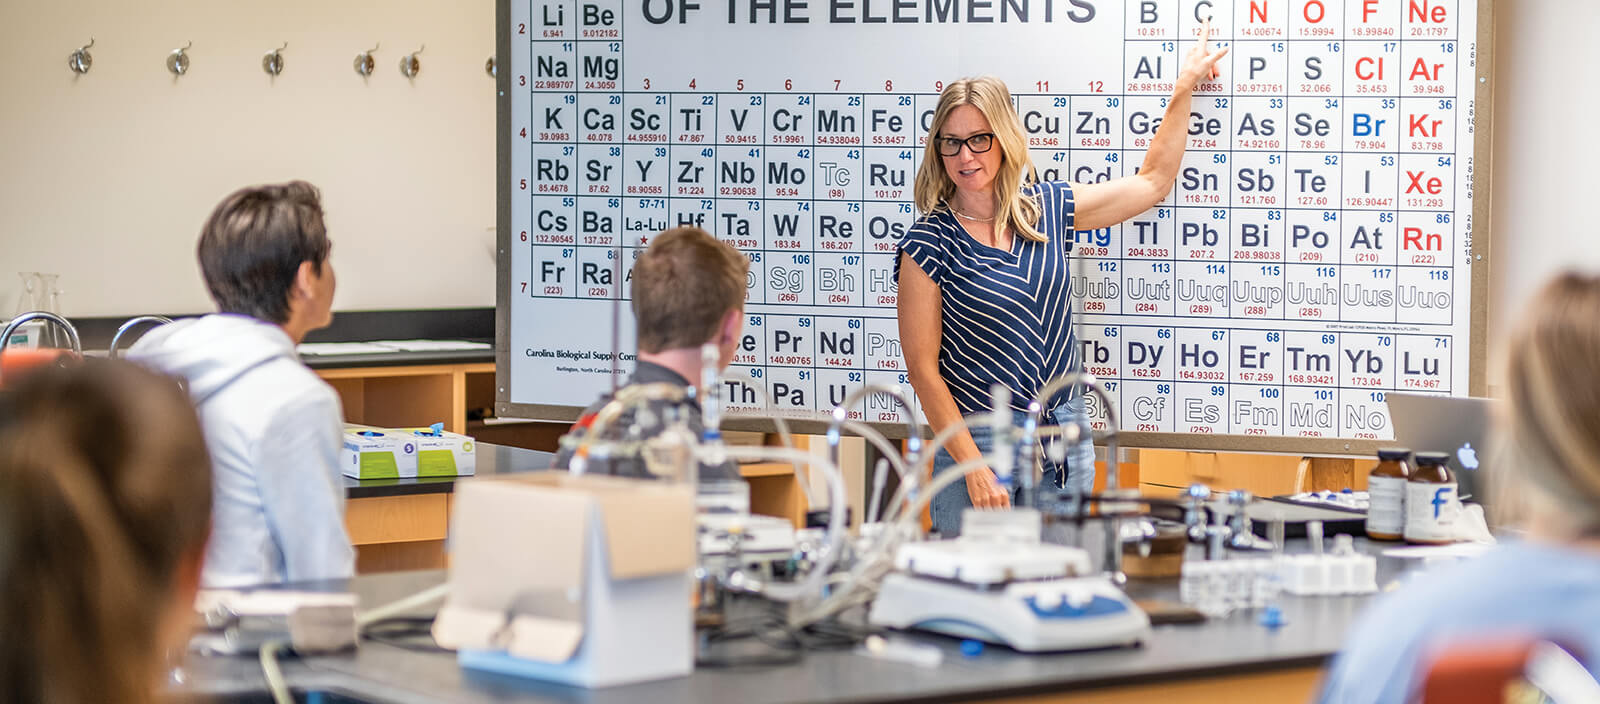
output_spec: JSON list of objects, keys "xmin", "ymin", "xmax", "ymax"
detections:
[{"xmin": 898, "ymin": 21, "xmax": 1228, "ymax": 536}]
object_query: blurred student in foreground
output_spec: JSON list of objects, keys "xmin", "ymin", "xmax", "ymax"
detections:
[
  {"xmin": 0, "ymin": 362, "xmax": 212, "ymax": 703},
  {"xmin": 1320, "ymin": 272, "xmax": 1600, "ymax": 701}
]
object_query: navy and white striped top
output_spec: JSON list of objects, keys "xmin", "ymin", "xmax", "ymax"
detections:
[{"xmin": 896, "ymin": 181, "xmax": 1081, "ymax": 416}]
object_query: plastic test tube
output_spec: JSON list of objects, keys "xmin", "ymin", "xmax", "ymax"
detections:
[{"xmin": 1268, "ymin": 510, "xmax": 1286, "ymax": 557}]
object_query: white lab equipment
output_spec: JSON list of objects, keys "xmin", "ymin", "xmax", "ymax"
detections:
[{"xmin": 868, "ymin": 509, "xmax": 1150, "ymax": 652}]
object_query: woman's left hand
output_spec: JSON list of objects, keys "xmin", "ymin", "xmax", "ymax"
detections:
[{"xmin": 1178, "ymin": 16, "xmax": 1230, "ymax": 92}]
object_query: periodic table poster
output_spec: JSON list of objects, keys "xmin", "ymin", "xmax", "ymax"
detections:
[{"xmin": 497, "ymin": 0, "xmax": 1489, "ymax": 450}]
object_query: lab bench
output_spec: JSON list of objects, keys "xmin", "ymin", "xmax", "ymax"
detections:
[
  {"xmin": 340, "ymin": 442, "xmax": 554, "ymax": 573},
  {"xmin": 177, "ymin": 537, "xmax": 1402, "ymax": 703},
  {"xmin": 342, "ymin": 441, "xmax": 807, "ymax": 573},
  {"xmin": 310, "ymin": 347, "xmax": 1365, "ymax": 575}
]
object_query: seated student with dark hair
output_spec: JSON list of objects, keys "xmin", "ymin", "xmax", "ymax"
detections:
[
  {"xmin": 0, "ymin": 362, "xmax": 213, "ymax": 704},
  {"xmin": 129, "ymin": 180, "xmax": 354, "ymax": 587},
  {"xmin": 554, "ymin": 226, "xmax": 750, "ymax": 480}
]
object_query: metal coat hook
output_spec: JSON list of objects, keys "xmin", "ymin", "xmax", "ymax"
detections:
[
  {"xmin": 68, "ymin": 38, "xmax": 94, "ymax": 74},
  {"xmin": 354, "ymin": 43, "xmax": 379, "ymax": 77},
  {"xmin": 399, "ymin": 45, "xmax": 424, "ymax": 78},
  {"xmin": 262, "ymin": 42, "xmax": 287, "ymax": 76},
  {"xmin": 167, "ymin": 40, "xmax": 193, "ymax": 76}
]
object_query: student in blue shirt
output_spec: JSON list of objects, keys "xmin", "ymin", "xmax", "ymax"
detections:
[
  {"xmin": 897, "ymin": 24, "xmax": 1228, "ymax": 535},
  {"xmin": 1320, "ymin": 272, "xmax": 1600, "ymax": 702}
]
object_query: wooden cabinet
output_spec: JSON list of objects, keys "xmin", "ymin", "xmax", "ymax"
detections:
[
  {"xmin": 317, "ymin": 361, "xmax": 489, "ymax": 574},
  {"xmin": 1138, "ymin": 449, "xmax": 1364, "ymax": 497},
  {"xmin": 345, "ymin": 493, "xmax": 451, "ymax": 573},
  {"xmin": 317, "ymin": 362, "xmax": 494, "ymax": 435}
]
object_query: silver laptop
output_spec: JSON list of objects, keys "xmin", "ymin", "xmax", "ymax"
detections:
[{"xmin": 1385, "ymin": 393, "xmax": 1496, "ymax": 504}]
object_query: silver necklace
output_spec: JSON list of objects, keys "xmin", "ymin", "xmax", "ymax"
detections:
[{"xmin": 947, "ymin": 203, "xmax": 996, "ymax": 223}]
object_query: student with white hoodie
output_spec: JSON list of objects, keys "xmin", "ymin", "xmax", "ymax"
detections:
[{"xmin": 130, "ymin": 181, "xmax": 354, "ymax": 587}]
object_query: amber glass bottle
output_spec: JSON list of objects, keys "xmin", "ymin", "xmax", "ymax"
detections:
[
  {"xmin": 1366, "ymin": 447, "xmax": 1411, "ymax": 541},
  {"xmin": 1404, "ymin": 451, "xmax": 1458, "ymax": 545}
]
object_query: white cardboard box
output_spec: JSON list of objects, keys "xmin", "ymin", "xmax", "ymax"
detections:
[
  {"xmin": 432, "ymin": 472, "xmax": 695, "ymax": 688},
  {"xmin": 401, "ymin": 427, "xmax": 477, "ymax": 477},
  {"xmin": 338, "ymin": 428, "xmax": 418, "ymax": 479}
]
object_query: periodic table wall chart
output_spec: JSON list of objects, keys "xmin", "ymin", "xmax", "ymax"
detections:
[{"xmin": 494, "ymin": 0, "xmax": 1495, "ymax": 454}]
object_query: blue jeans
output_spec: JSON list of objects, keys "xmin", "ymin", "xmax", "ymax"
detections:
[{"xmin": 929, "ymin": 402, "xmax": 1097, "ymax": 537}]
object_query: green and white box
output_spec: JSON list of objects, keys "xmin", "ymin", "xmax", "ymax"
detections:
[
  {"xmin": 404, "ymin": 428, "xmax": 477, "ymax": 477},
  {"xmin": 340, "ymin": 428, "xmax": 419, "ymax": 480}
]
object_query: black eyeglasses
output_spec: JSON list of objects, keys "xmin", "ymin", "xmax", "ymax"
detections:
[{"xmin": 935, "ymin": 132, "xmax": 996, "ymax": 157}]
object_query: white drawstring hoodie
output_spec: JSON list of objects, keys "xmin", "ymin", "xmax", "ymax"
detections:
[{"xmin": 129, "ymin": 313, "xmax": 354, "ymax": 587}]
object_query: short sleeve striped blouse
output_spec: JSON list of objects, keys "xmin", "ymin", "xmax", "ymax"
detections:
[{"xmin": 896, "ymin": 181, "xmax": 1081, "ymax": 416}]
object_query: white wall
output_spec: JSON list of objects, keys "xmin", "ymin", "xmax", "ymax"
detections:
[
  {"xmin": 0, "ymin": 0, "xmax": 496, "ymax": 317},
  {"xmin": 1487, "ymin": 0, "xmax": 1600, "ymax": 378}
]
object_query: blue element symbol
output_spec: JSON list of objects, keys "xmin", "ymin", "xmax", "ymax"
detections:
[
  {"xmin": 404, "ymin": 443, "xmax": 416, "ymax": 453},
  {"xmin": 1457, "ymin": 443, "xmax": 1479, "ymax": 470},
  {"xmin": 1432, "ymin": 487, "xmax": 1453, "ymax": 518},
  {"xmin": 960, "ymin": 640, "xmax": 985, "ymax": 657}
]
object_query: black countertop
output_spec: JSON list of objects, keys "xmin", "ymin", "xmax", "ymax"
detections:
[
  {"xmin": 177, "ymin": 540, "xmax": 1418, "ymax": 703},
  {"xmin": 344, "ymin": 442, "xmax": 556, "ymax": 499},
  {"xmin": 301, "ymin": 348, "xmax": 495, "ymax": 370}
]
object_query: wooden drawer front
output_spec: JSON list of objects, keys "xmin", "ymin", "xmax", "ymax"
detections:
[
  {"xmin": 1138, "ymin": 450, "xmax": 1306, "ymax": 496},
  {"xmin": 345, "ymin": 493, "xmax": 450, "ymax": 545}
]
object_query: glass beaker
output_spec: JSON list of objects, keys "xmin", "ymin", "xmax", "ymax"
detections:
[
  {"xmin": 37, "ymin": 274, "xmax": 63, "ymax": 347},
  {"xmin": 38, "ymin": 274, "xmax": 61, "ymax": 314},
  {"xmin": 6, "ymin": 273, "xmax": 43, "ymax": 349},
  {"xmin": 12, "ymin": 272, "xmax": 40, "ymax": 319}
]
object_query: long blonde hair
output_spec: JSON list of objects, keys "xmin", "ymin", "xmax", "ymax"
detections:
[
  {"xmin": 0, "ymin": 362, "xmax": 212, "ymax": 704},
  {"xmin": 913, "ymin": 76, "xmax": 1045, "ymax": 243},
  {"xmin": 1498, "ymin": 272, "xmax": 1600, "ymax": 534}
]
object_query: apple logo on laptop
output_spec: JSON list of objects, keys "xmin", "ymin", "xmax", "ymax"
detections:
[{"xmin": 1458, "ymin": 443, "xmax": 1479, "ymax": 471}]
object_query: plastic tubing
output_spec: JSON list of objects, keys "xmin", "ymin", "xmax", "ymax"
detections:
[
  {"xmin": 840, "ymin": 420, "xmax": 912, "ymax": 489},
  {"xmin": 792, "ymin": 454, "xmax": 997, "ymax": 627},
  {"xmin": 715, "ymin": 445, "xmax": 847, "ymax": 606},
  {"xmin": 716, "ymin": 370, "xmax": 798, "ymax": 452},
  {"xmin": 891, "ymin": 411, "xmax": 998, "ymax": 506},
  {"xmin": 568, "ymin": 382, "xmax": 688, "ymax": 476},
  {"xmin": 826, "ymin": 385, "xmax": 922, "ymax": 495},
  {"xmin": 715, "ymin": 370, "xmax": 809, "ymax": 504},
  {"xmin": 792, "ymin": 412, "xmax": 995, "ymax": 626},
  {"xmin": 1030, "ymin": 371, "xmax": 1121, "ymax": 490},
  {"xmin": 866, "ymin": 458, "xmax": 891, "ymax": 525},
  {"xmin": 889, "ymin": 411, "xmax": 999, "ymax": 527}
]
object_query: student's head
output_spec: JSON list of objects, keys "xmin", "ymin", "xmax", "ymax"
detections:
[
  {"xmin": 630, "ymin": 227, "xmax": 749, "ymax": 369},
  {"xmin": 0, "ymin": 362, "xmax": 212, "ymax": 704},
  {"xmin": 1500, "ymin": 272, "xmax": 1600, "ymax": 536},
  {"xmin": 197, "ymin": 180, "xmax": 336, "ymax": 339},
  {"xmin": 914, "ymin": 76, "xmax": 1044, "ymax": 242}
]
